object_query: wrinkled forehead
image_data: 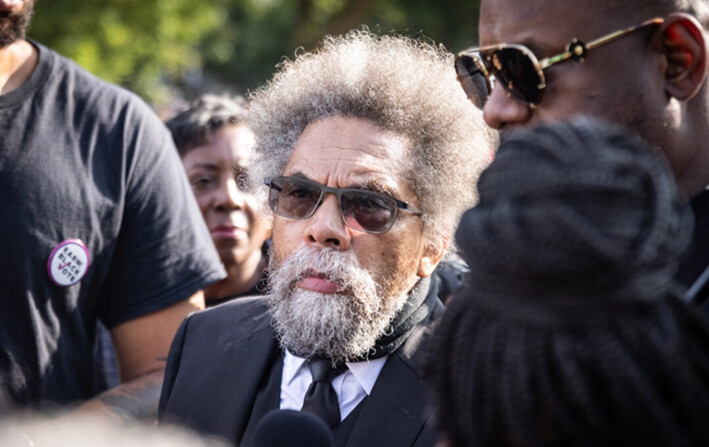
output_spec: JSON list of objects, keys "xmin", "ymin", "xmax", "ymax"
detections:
[{"xmin": 479, "ymin": 0, "xmax": 633, "ymax": 49}]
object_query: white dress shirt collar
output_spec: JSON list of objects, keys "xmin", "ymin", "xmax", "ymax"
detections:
[{"xmin": 280, "ymin": 349, "xmax": 388, "ymax": 420}]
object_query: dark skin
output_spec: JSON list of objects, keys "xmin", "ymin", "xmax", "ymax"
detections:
[
  {"xmin": 0, "ymin": 0, "xmax": 36, "ymax": 94},
  {"xmin": 1, "ymin": 0, "xmax": 207, "ymax": 423},
  {"xmin": 73, "ymin": 296, "xmax": 204, "ymax": 422},
  {"xmin": 477, "ymin": 0, "xmax": 709, "ymax": 196},
  {"xmin": 77, "ymin": 371, "xmax": 164, "ymax": 422},
  {"xmin": 181, "ymin": 125, "xmax": 271, "ymax": 303}
]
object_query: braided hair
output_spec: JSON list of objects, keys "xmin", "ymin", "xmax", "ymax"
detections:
[{"xmin": 428, "ymin": 117, "xmax": 709, "ymax": 447}]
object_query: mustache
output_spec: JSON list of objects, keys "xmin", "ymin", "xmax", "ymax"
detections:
[
  {"xmin": 267, "ymin": 246, "xmax": 368, "ymax": 294},
  {"xmin": 267, "ymin": 245, "xmax": 388, "ymax": 361},
  {"xmin": 297, "ymin": 268, "xmax": 339, "ymax": 284},
  {"xmin": 0, "ymin": 10, "xmax": 30, "ymax": 30},
  {"xmin": 0, "ymin": 8, "xmax": 27, "ymax": 20},
  {"xmin": 0, "ymin": 1, "xmax": 33, "ymax": 22}
]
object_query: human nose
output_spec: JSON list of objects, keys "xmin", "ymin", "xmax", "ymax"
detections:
[
  {"xmin": 482, "ymin": 83, "xmax": 533, "ymax": 130},
  {"xmin": 304, "ymin": 193, "xmax": 351, "ymax": 250},
  {"xmin": 215, "ymin": 177, "xmax": 246, "ymax": 211}
]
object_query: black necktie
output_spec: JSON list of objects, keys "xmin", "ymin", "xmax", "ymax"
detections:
[{"xmin": 301, "ymin": 358, "xmax": 347, "ymax": 428}]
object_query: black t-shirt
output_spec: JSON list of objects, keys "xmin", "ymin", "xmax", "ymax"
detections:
[{"xmin": 0, "ymin": 41, "xmax": 225, "ymax": 410}]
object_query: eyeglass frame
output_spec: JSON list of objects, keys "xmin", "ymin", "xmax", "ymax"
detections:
[
  {"xmin": 456, "ymin": 17, "xmax": 665, "ymax": 109},
  {"xmin": 264, "ymin": 175, "xmax": 422, "ymax": 234}
]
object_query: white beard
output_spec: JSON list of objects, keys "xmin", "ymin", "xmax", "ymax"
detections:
[{"xmin": 267, "ymin": 246, "xmax": 409, "ymax": 363}]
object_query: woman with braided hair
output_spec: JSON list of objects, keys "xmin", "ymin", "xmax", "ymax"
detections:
[{"xmin": 428, "ymin": 118, "xmax": 709, "ymax": 447}]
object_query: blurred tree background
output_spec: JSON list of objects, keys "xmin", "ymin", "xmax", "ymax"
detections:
[{"xmin": 28, "ymin": 0, "xmax": 480, "ymax": 108}]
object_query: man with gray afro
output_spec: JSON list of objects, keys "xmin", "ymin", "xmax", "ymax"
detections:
[
  {"xmin": 429, "ymin": 118, "xmax": 709, "ymax": 447},
  {"xmin": 159, "ymin": 29, "xmax": 493, "ymax": 447}
]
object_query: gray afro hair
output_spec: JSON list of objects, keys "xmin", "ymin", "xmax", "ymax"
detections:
[{"xmin": 248, "ymin": 29, "xmax": 495, "ymax": 249}]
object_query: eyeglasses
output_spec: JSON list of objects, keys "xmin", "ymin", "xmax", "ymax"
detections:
[
  {"xmin": 265, "ymin": 176, "xmax": 422, "ymax": 234},
  {"xmin": 455, "ymin": 17, "xmax": 664, "ymax": 109}
]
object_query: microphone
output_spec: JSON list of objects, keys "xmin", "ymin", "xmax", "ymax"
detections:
[{"xmin": 249, "ymin": 409, "xmax": 335, "ymax": 447}]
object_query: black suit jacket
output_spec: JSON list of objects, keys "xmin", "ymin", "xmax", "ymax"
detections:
[{"xmin": 158, "ymin": 294, "xmax": 443, "ymax": 447}]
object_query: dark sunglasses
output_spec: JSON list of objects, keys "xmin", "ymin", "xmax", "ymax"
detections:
[
  {"xmin": 265, "ymin": 176, "xmax": 422, "ymax": 234},
  {"xmin": 455, "ymin": 17, "xmax": 664, "ymax": 109}
]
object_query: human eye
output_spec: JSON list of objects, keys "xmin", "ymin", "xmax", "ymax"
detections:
[
  {"xmin": 360, "ymin": 193, "xmax": 391, "ymax": 211},
  {"xmin": 288, "ymin": 186, "xmax": 313, "ymax": 199},
  {"xmin": 190, "ymin": 174, "xmax": 216, "ymax": 191},
  {"xmin": 345, "ymin": 189, "xmax": 394, "ymax": 215}
]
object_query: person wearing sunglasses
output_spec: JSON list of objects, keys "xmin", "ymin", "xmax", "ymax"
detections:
[
  {"xmin": 457, "ymin": 0, "xmax": 709, "ymax": 309},
  {"xmin": 158, "ymin": 30, "xmax": 494, "ymax": 447}
]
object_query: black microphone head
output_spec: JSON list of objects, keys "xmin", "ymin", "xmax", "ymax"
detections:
[{"xmin": 250, "ymin": 409, "xmax": 335, "ymax": 447}]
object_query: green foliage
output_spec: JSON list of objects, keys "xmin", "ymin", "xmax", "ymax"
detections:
[
  {"xmin": 202, "ymin": 0, "xmax": 481, "ymax": 94},
  {"xmin": 27, "ymin": 0, "xmax": 481, "ymax": 103},
  {"xmin": 28, "ymin": 0, "xmax": 226, "ymax": 103}
]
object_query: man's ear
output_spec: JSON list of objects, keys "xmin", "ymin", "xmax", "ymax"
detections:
[
  {"xmin": 417, "ymin": 236, "xmax": 448, "ymax": 278},
  {"xmin": 658, "ymin": 13, "xmax": 709, "ymax": 100}
]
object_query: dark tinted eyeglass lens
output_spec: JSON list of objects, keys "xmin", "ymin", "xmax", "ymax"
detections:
[
  {"xmin": 455, "ymin": 55, "xmax": 490, "ymax": 108},
  {"xmin": 340, "ymin": 191, "xmax": 397, "ymax": 233},
  {"xmin": 269, "ymin": 177, "xmax": 321, "ymax": 218},
  {"xmin": 488, "ymin": 47, "xmax": 544, "ymax": 105}
]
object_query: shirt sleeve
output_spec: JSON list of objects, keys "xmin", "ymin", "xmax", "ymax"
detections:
[{"xmin": 97, "ymin": 98, "xmax": 225, "ymax": 328}]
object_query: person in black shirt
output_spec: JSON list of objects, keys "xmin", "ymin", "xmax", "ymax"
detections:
[{"xmin": 0, "ymin": 0, "xmax": 224, "ymax": 419}]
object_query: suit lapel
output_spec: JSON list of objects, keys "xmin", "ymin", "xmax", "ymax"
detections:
[
  {"xmin": 223, "ymin": 326, "xmax": 280, "ymax": 443},
  {"xmin": 344, "ymin": 352, "xmax": 432, "ymax": 447},
  {"xmin": 343, "ymin": 285, "xmax": 443, "ymax": 447}
]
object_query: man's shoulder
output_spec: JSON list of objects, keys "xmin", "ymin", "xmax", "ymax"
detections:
[{"xmin": 32, "ymin": 40, "xmax": 156, "ymax": 119}]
